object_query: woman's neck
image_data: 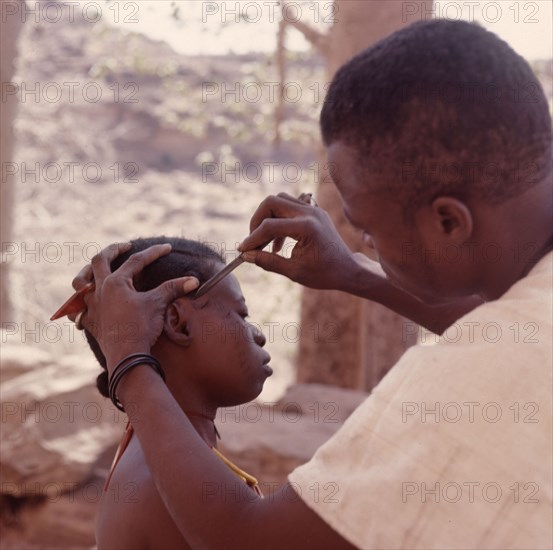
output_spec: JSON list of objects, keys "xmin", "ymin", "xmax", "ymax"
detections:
[
  {"xmin": 166, "ymin": 382, "xmax": 219, "ymax": 447},
  {"xmin": 183, "ymin": 409, "xmax": 219, "ymax": 448},
  {"xmin": 150, "ymin": 345, "xmax": 220, "ymax": 447}
]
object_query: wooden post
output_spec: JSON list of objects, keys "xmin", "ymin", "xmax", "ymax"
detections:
[
  {"xmin": 290, "ymin": 1, "xmax": 432, "ymax": 391},
  {"xmin": 0, "ymin": 1, "xmax": 25, "ymax": 325}
]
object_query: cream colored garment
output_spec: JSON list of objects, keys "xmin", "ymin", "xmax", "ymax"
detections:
[{"xmin": 289, "ymin": 251, "xmax": 553, "ymax": 549}]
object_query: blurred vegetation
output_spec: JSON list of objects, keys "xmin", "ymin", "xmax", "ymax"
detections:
[{"xmin": 88, "ymin": 22, "xmax": 325, "ymax": 195}]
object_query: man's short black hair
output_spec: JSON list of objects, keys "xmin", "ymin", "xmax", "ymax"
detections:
[
  {"xmin": 85, "ymin": 236, "xmax": 224, "ymax": 397},
  {"xmin": 321, "ymin": 19, "xmax": 552, "ymax": 212}
]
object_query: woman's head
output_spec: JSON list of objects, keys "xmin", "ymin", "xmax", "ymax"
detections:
[{"xmin": 86, "ymin": 236, "xmax": 272, "ymax": 406}]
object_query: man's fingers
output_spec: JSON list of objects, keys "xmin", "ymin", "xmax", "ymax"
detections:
[
  {"xmin": 116, "ymin": 244, "xmax": 172, "ymax": 279},
  {"xmin": 272, "ymin": 236, "xmax": 286, "ymax": 254},
  {"xmin": 276, "ymin": 192, "xmax": 306, "ymax": 204},
  {"xmin": 155, "ymin": 276, "xmax": 200, "ymax": 304},
  {"xmin": 73, "ymin": 242, "xmax": 131, "ymax": 289},
  {"xmin": 271, "ymin": 194, "xmax": 301, "ymax": 254},
  {"xmin": 183, "ymin": 278, "xmax": 200, "ymax": 294},
  {"xmin": 241, "ymin": 250, "xmax": 293, "ymax": 276},
  {"xmin": 247, "ymin": 195, "xmax": 309, "ymax": 234},
  {"xmin": 240, "ymin": 217, "xmax": 312, "ymax": 252},
  {"xmin": 90, "ymin": 242, "xmax": 133, "ymax": 283},
  {"xmin": 72, "ymin": 264, "xmax": 94, "ymax": 290}
]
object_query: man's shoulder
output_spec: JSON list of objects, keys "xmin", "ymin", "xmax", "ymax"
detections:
[
  {"xmin": 418, "ymin": 251, "xmax": 552, "ymax": 355},
  {"xmin": 287, "ymin": 255, "xmax": 553, "ymax": 548}
]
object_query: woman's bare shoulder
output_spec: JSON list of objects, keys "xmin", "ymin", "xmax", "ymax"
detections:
[{"xmin": 96, "ymin": 435, "xmax": 190, "ymax": 550}]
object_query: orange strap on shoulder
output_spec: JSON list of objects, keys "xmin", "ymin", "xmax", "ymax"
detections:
[
  {"xmin": 103, "ymin": 421, "xmax": 263, "ymax": 498},
  {"xmin": 104, "ymin": 421, "xmax": 134, "ymax": 492}
]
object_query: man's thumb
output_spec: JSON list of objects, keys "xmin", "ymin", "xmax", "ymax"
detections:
[{"xmin": 183, "ymin": 277, "xmax": 200, "ymax": 293}]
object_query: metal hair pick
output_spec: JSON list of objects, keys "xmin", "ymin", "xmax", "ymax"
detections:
[{"xmin": 192, "ymin": 255, "xmax": 246, "ymax": 300}]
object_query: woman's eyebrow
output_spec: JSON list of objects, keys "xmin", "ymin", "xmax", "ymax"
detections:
[{"xmin": 192, "ymin": 296, "xmax": 210, "ymax": 310}]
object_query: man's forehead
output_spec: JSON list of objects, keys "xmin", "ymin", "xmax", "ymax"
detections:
[
  {"xmin": 327, "ymin": 144, "xmax": 372, "ymax": 217},
  {"xmin": 327, "ymin": 142, "xmax": 371, "ymax": 194}
]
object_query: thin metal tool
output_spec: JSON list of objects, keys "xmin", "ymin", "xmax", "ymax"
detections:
[{"xmin": 193, "ymin": 255, "xmax": 247, "ymax": 300}]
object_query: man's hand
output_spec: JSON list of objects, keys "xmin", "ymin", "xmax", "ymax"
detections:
[
  {"xmin": 239, "ymin": 194, "xmax": 483, "ymax": 333},
  {"xmin": 239, "ymin": 193, "xmax": 358, "ymax": 290},
  {"xmin": 71, "ymin": 242, "xmax": 199, "ymax": 370}
]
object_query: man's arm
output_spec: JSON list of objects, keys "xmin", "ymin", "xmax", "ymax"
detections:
[
  {"xmin": 118, "ymin": 367, "xmax": 356, "ymax": 550},
  {"xmin": 239, "ymin": 194, "xmax": 483, "ymax": 334},
  {"xmin": 345, "ymin": 253, "xmax": 483, "ymax": 334}
]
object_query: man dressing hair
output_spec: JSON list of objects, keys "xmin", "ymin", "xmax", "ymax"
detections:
[{"xmin": 71, "ymin": 20, "xmax": 552, "ymax": 549}]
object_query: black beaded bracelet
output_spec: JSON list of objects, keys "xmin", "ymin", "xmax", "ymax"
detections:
[{"xmin": 108, "ymin": 353, "xmax": 165, "ymax": 412}]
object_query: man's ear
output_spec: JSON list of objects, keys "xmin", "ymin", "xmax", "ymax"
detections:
[
  {"xmin": 416, "ymin": 196, "xmax": 474, "ymax": 244},
  {"xmin": 163, "ymin": 300, "xmax": 193, "ymax": 347}
]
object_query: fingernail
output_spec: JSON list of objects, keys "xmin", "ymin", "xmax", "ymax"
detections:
[
  {"xmin": 242, "ymin": 251, "xmax": 256, "ymax": 263},
  {"xmin": 183, "ymin": 277, "xmax": 200, "ymax": 292}
]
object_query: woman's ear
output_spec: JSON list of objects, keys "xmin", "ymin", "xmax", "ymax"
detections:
[
  {"xmin": 163, "ymin": 300, "xmax": 193, "ymax": 347},
  {"xmin": 417, "ymin": 196, "xmax": 474, "ymax": 245}
]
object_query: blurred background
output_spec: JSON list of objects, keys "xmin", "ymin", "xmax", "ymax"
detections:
[{"xmin": 1, "ymin": 1, "xmax": 551, "ymax": 547}]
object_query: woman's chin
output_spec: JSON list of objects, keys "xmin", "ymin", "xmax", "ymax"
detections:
[{"xmin": 222, "ymin": 385, "xmax": 266, "ymax": 407}]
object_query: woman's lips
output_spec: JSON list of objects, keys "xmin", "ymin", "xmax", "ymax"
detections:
[{"xmin": 262, "ymin": 362, "xmax": 273, "ymax": 376}]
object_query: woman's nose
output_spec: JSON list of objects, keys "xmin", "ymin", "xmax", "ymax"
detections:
[
  {"xmin": 252, "ymin": 325, "xmax": 266, "ymax": 347},
  {"xmin": 363, "ymin": 231, "xmax": 375, "ymax": 249},
  {"xmin": 363, "ymin": 232, "xmax": 379, "ymax": 260}
]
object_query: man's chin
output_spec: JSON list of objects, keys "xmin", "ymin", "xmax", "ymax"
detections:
[
  {"xmin": 396, "ymin": 280, "xmax": 452, "ymax": 305},
  {"xmin": 417, "ymin": 286, "xmax": 471, "ymax": 305},
  {"xmin": 419, "ymin": 293, "xmax": 452, "ymax": 305}
]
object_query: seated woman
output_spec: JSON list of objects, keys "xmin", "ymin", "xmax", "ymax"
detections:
[{"xmin": 84, "ymin": 236, "xmax": 272, "ymax": 550}]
